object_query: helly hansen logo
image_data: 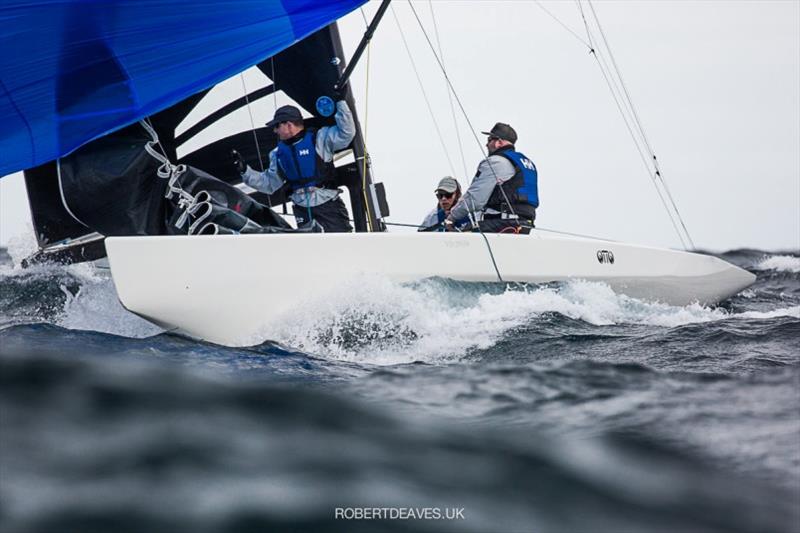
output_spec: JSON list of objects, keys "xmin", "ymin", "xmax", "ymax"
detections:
[
  {"xmin": 298, "ymin": 149, "xmax": 311, "ymax": 156},
  {"xmin": 521, "ymin": 158, "xmax": 535, "ymax": 170}
]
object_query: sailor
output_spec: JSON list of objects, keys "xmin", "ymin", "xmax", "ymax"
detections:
[
  {"xmin": 444, "ymin": 122, "xmax": 538, "ymax": 234},
  {"xmin": 233, "ymin": 98, "xmax": 355, "ymax": 232},
  {"xmin": 419, "ymin": 176, "xmax": 465, "ymax": 231}
]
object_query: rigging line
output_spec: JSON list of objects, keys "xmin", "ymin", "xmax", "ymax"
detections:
[
  {"xmin": 361, "ymin": 40, "xmax": 374, "ymax": 232},
  {"xmin": 587, "ymin": 1, "xmax": 655, "ymax": 162},
  {"xmin": 141, "ymin": 118, "xmax": 170, "ymax": 162},
  {"xmin": 586, "ymin": 38, "xmax": 687, "ymax": 248},
  {"xmin": 587, "ymin": 1, "xmax": 694, "ymax": 249},
  {"xmin": 651, "ymin": 167, "xmax": 694, "ymax": 248},
  {"xmin": 270, "ymin": 58, "xmax": 277, "ymax": 111},
  {"xmin": 269, "ymin": 57, "xmax": 284, "ymax": 213},
  {"xmin": 390, "ymin": 4, "xmax": 456, "ymax": 176},
  {"xmin": 582, "ymin": 14, "xmax": 644, "ymax": 156},
  {"xmin": 535, "ymin": 225, "xmax": 621, "ymax": 242},
  {"xmin": 577, "ymin": 5, "xmax": 687, "ymax": 249},
  {"xmin": 404, "ymin": 1, "xmax": 484, "ymax": 158},
  {"xmin": 479, "ymin": 230, "xmax": 505, "ymax": 282},
  {"xmin": 580, "ymin": 0, "xmax": 650, "ymax": 162},
  {"xmin": 239, "ymin": 73, "xmax": 265, "ymax": 172},
  {"xmin": 593, "ymin": 43, "xmax": 649, "ymax": 167},
  {"xmin": 428, "ymin": 0, "xmax": 469, "ymax": 179},
  {"xmin": 280, "ymin": 211, "xmax": 425, "ymax": 230},
  {"xmin": 591, "ymin": 49, "xmax": 688, "ymax": 249},
  {"xmin": 579, "ymin": 0, "xmax": 644, "ymax": 151},
  {"xmin": 405, "ymin": 0, "xmax": 518, "ymax": 220},
  {"xmin": 533, "ymin": 0, "xmax": 592, "ymax": 50},
  {"xmin": 576, "ymin": 0, "xmax": 597, "ymax": 52},
  {"xmin": 579, "ymin": 7, "xmax": 657, "ymax": 190},
  {"xmin": 586, "ymin": 20, "xmax": 651, "ymax": 173}
]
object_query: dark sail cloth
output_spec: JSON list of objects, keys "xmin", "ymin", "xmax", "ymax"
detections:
[
  {"xmin": 57, "ymin": 126, "xmax": 168, "ymax": 236},
  {"xmin": 58, "ymin": 124, "xmax": 307, "ymax": 237}
]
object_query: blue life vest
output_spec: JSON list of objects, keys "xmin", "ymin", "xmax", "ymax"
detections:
[
  {"xmin": 275, "ymin": 130, "xmax": 335, "ymax": 192},
  {"xmin": 419, "ymin": 206, "xmax": 471, "ymax": 231},
  {"xmin": 486, "ymin": 148, "xmax": 538, "ymax": 219}
]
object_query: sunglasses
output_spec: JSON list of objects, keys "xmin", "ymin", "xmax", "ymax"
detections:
[
  {"xmin": 487, "ymin": 136, "xmax": 500, "ymax": 143},
  {"xmin": 436, "ymin": 191, "xmax": 455, "ymax": 199}
]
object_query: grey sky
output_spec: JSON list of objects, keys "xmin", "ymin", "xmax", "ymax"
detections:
[{"xmin": 1, "ymin": 0, "xmax": 798, "ymax": 252}]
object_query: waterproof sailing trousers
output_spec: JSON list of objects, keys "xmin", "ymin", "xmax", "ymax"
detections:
[{"xmin": 292, "ymin": 195, "xmax": 353, "ymax": 233}]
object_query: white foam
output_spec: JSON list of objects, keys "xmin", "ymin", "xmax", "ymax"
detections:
[
  {"xmin": 5, "ymin": 260, "xmax": 796, "ymax": 363},
  {"xmin": 55, "ymin": 263, "xmax": 164, "ymax": 338},
  {"xmin": 737, "ymin": 306, "xmax": 800, "ymax": 320},
  {"xmin": 756, "ymin": 254, "xmax": 800, "ymax": 273},
  {"xmin": 3, "ymin": 223, "xmax": 37, "ymax": 268},
  {"xmin": 260, "ymin": 277, "xmax": 799, "ymax": 366}
]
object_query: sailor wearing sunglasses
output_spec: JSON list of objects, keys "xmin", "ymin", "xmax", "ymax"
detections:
[
  {"xmin": 444, "ymin": 122, "xmax": 538, "ymax": 234},
  {"xmin": 419, "ymin": 176, "xmax": 467, "ymax": 231}
]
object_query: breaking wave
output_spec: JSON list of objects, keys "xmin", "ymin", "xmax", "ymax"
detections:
[
  {"xmin": 2, "ymin": 255, "xmax": 795, "ymax": 367},
  {"xmin": 756, "ymin": 254, "xmax": 800, "ymax": 273},
  {"xmin": 261, "ymin": 276, "xmax": 797, "ymax": 365},
  {"xmin": 0, "ymin": 261, "xmax": 162, "ymax": 338}
]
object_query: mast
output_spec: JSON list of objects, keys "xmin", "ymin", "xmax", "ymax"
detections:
[
  {"xmin": 329, "ymin": 22, "xmax": 385, "ymax": 232},
  {"xmin": 328, "ymin": 0, "xmax": 392, "ymax": 232}
]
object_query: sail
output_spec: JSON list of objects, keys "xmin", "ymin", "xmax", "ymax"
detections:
[
  {"xmin": 178, "ymin": 23, "xmax": 386, "ymax": 232},
  {"xmin": 21, "ymin": 19, "xmax": 387, "ymax": 265},
  {"xmin": 0, "ymin": 0, "xmax": 367, "ymax": 177}
]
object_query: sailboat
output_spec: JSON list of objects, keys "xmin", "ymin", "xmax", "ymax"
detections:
[{"xmin": 1, "ymin": 1, "xmax": 754, "ymax": 346}]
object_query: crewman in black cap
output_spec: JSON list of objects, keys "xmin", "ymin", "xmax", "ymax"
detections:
[
  {"xmin": 445, "ymin": 122, "xmax": 538, "ymax": 234},
  {"xmin": 232, "ymin": 99, "xmax": 355, "ymax": 232}
]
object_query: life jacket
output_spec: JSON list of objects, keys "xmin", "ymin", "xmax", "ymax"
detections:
[
  {"xmin": 485, "ymin": 148, "xmax": 538, "ymax": 220},
  {"xmin": 275, "ymin": 129, "xmax": 336, "ymax": 193}
]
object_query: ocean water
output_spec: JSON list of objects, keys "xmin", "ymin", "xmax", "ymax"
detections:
[{"xmin": 0, "ymin": 247, "xmax": 798, "ymax": 532}]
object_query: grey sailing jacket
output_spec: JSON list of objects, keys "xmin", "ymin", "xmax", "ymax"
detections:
[
  {"xmin": 447, "ymin": 153, "xmax": 516, "ymax": 223},
  {"xmin": 241, "ymin": 100, "xmax": 355, "ymax": 207},
  {"xmin": 420, "ymin": 207, "xmax": 444, "ymax": 229}
]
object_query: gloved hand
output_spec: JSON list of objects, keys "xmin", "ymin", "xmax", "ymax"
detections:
[{"xmin": 231, "ymin": 149, "xmax": 246, "ymax": 175}]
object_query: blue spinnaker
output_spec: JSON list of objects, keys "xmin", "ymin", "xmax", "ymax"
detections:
[{"xmin": 0, "ymin": 0, "xmax": 366, "ymax": 177}]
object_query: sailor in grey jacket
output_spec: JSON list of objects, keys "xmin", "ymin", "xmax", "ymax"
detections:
[
  {"xmin": 239, "ymin": 100, "xmax": 355, "ymax": 209},
  {"xmin": 235, "ymin": 100, "xmax": 356, "ymax": 232}
]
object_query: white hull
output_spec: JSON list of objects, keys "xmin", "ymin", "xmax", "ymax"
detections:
[{"xmin": 105, "ymin": 232, "xmax": 755, "ymax": 346}]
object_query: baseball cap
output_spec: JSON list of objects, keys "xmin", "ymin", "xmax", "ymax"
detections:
[
  {"xmin": 481, "ymin": 122, "xmax": 517, "ymax": 144},
  {"xmin": 434, "ymin": 176, "xmax": 460, "ymax": 194},
  {"xmin": 266, "ymin": 105, "xmax": 303, "ymax": 128}
]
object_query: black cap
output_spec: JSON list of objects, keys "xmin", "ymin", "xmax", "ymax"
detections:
[
  {"xmin": 481, "ymin": 122, "xmax": 517, "ymax": 144},
  {"xmin": 266, "ymin": 105, "xmax": 303, "ymax": 128}
]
